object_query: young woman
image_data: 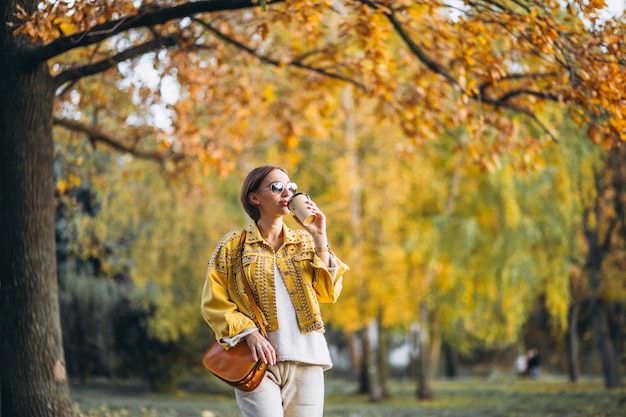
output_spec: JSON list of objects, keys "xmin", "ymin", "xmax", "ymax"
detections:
[{"xmin": 201, "ymin": 165, "xmax": 349, "ymax": 417}]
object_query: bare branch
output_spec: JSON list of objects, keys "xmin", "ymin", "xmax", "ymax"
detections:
[
  {"xmin": 18, "ymin": 0, "xmax": 284, "ymax": 65},
  {"xmin": 493, "ymin": 89, "xmax": 561, "ymax": 103},
  {"xmin": 53, "ymin": 117, "xmax": 183, "ymax": 163},
  {"xmin": 53, "ymin": 34, "xmax": 181, "ymax": 88}
]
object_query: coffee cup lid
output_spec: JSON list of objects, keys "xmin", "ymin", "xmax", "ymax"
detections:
[{"xmin": 287, "ymin": 192, "xmax": 309, "ymax": 206}]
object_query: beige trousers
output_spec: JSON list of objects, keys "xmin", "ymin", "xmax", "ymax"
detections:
[{"xmin": 234, "ymin": 362, "xmax": 325, "ymax": 417}]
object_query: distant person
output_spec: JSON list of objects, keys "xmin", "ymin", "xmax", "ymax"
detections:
[
  {"xmin": 201, "ymin": 165, "xmax": 349, "ymax": 417},
  {"xmin": 515, "ymin": 353, "xmax": 528, "ymax": 377},
  {"xmin": 526, "ymin": 348, "xmax": 541, "ymax": 379}
]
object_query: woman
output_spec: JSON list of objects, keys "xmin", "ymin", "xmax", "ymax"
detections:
[{"xmin": 201, "ymin": 165, "xmax": 349, "ymax": 417}]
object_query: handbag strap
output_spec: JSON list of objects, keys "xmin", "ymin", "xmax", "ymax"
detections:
[{"xmin": 238, "ymin": 230, "xmax": 268, "ymax": 338}]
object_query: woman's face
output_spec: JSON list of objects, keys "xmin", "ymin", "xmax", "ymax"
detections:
[{"xmin": 250, "ymin": 169, "xmax": 297, "ymax": 220}]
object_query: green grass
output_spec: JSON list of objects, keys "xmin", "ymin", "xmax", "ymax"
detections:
[{"xmin": 71, "ymin": 376, "xmax": 626, "ymax": 417}]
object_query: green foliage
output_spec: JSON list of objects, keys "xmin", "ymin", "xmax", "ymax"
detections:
[
  {"xmin": 108, "ymin": 298, "xmax": 187, "ymax": 393},
  {"xmin": 59, "ymin": 269, "xmax": 195, "ymax": 392},
  {"xmin": 55, "ymin": 149, "xmax": 243, "ymax": 343},
  {"xmin": 59, "ymin": 271, "xmax": 121, "ymax": 381}
]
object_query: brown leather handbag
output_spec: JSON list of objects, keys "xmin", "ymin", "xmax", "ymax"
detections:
[{"xmin": 202, "ymin": 231, "xmax": 268, "ymax": 391}]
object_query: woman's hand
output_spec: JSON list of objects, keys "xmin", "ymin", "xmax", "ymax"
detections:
[
  {"xmin": 292, "ymin": 197, "xmax": 327, "ymax": 240},
  {"xmin": 292, "ymin": 197, "xmax": 332, "ymax": 265},
  {"xmin": 245, "ymin": 330, "xmax": 276, "ymax": 366}
]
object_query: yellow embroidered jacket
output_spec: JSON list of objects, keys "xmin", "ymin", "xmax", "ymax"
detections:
[{"xmin": 201, "ymin": 222, "xmax": 349, "ymax": 348}]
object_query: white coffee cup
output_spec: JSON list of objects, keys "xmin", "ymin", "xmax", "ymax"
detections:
[{"xmin": 287, "ymin": 192, "xmax": 316, "ymax": 226}]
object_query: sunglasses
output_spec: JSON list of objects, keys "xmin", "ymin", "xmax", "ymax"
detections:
[{"xmin": 265, "ymin": 181, "xmax": 298, "ymax": 195}]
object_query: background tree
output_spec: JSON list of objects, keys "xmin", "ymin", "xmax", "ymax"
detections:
[{"xmin": 579, "ymin": 144, "xmax": 626, "ymax": 388}]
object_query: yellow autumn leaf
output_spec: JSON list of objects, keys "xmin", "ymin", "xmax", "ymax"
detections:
[
  {"xmin": 56, "ymin": 179, "xmax": 67, "ymax": 194},
  {"xmin": 58, "ymin": 22, "xmax": 78, "ymax": 35},
  {"xmin": 262, "ymin": 85, "xmax": 276, "ymax": 103}
]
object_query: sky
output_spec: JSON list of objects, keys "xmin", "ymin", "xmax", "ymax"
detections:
[
  {"xmin": 606, "ymin": 0, "xmax": 625, "ymax": 13},
  {"xmin": 603, "ymin": 0, "xmax": 625, "ymax": 19}
]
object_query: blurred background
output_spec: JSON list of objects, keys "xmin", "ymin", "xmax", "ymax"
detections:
[
  {"xmin": 54, "ymin": 114, "xmax": 624, "ymax": 396},
  {"xmin": 42, "ymin": 0, "xmax": 625, "ymax": 401}
]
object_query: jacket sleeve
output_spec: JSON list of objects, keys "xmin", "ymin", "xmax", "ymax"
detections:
[
  {"xmin": 311, "ymin": 250, "xmax": 349, "ymax": 303},
  {"xmin": 200, "ymin": 233, "xmax": 257, "ymax": 348}
]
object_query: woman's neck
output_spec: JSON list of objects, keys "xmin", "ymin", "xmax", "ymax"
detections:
[{"xmin": 256, "ymin": 218, "xmax": 284, "ymax": 251}]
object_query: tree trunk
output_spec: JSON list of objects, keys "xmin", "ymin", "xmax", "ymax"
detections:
[
  {"xmin": 416, "ymin": 308, "xmax": 443, "ymax": 399},
  {"xmin": 426, "ymin": 316, "xmax": 442, "ymax": 384},
  {"xmin": 612, "ymin": 303, "xmax": 623, "ymax": 369},
  {"xmin": 377, "ymin": 313, "xmax": 390, "ymax": 399},
  {"xmin": 358, "ymin": 334, "xmax": 369, "ymax": 394},
  {"xmin": 363, "ymin": 321, "xmax": 384, "ymax": 402},
  {"xmin": 415, "ymin": 171, "xmax": 459, "ymax": 399},
  {"xmin": 346, "ymin": 331, "xmax": 362, "ymax": 382},
  {"xmin": 0, "ymin": 38, "xmax": 76, "ymax": 416},
  {"xmin": 416, "ymin": 304, "xmax": 432, "ymax": 400},
  {"xmin": 565, "ymin": 303, "xmax": 580, "ymax": 383},
  {"xmin": 591, "ymin": 298, "xmax": 622, "ymax": 388},
  {"xmin": 443, "ymin": 343, "xmax": 459, "ymax": 378},
  {"xmin": 581, "ymin": 144, "xmax": 624, "ymax": 390}
]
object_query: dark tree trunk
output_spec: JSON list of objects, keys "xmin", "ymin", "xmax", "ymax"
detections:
[
  {"xmin": 357, "ymin": 330, "xmax": 369, "ymax": 394},
  {"xmin": 566, "ymin": 303, "xmax": 580, "ymax": 382},
  {"xmin": 591, "ymin": 298, "xmax": 622, "ymax": 388},
  {"xmin": 586, "ymin": 265, "xmax": 622, "ymax": 389},
  {"xmin": 417, "ymin": 335, "xmax": 432, "ymax": 399},
  {"xmin": 377, "ymin": 313, "xmax": 390, "ymax": 400},
  {"xmin": 0, "ymin": 18, "xmax": 77, "ymax": 416},
  {"xmin": 612, "ymin": 303, "xmax": 624, "ymax": 369},
  {"xmin": 581, "ymin": 145, "xmax": 624, "ymax": 390},
  {"xmin": 443, "ymin": 343, "xmax": 459, "ymax": 378}
]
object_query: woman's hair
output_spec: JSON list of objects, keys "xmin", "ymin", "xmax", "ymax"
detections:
[{"xmin": 240, "ymin": 165, "xmax": 287, "ymax": 221}]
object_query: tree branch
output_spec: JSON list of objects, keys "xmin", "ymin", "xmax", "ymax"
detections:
[
  {"xmin": 481, "ymin": 97, "xmax": 556, "ymax": 139},
  {"xmin": 18, "ymin": 0, "xmax": 284, "ymax": 65},
  {"xmin": 478, "ymin": 71, "xmax": 563, "ymax": 94},
  {"xmin": 379, "ymin": 4, "xmax": 458, "ymax": 86},
  {"xmin": 194, "ymin": 18, "xmax": 368, "ymax": 91},
  {"xmin": 53, "ymin": 34, "xmax": 181, "ymax": 88},
  {"xmin": 364, "ymin": 1, "xmax": 555, "ymax": 138},
  {"xmin": 53, "ymin": 117, "xmax": 183, "ymax": 163},
  {"xmin": 493, "ymin": 89, "xmax": 561, "ymax": 103}
]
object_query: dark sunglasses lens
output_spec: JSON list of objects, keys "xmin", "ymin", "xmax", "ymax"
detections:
[
  {"xmin": 270, "ymin": 182, "xmax": 285, "ymax": 194},
  {"xmin": 287, "ymin": 183, "xmax": 298, "ymax": 193}
]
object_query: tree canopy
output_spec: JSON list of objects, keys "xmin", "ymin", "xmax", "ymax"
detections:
[{"xmin": 11, "ymin": 0, "xmax": 626, "ymax": 170}]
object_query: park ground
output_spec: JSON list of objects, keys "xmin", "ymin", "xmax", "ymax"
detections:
[{"xmin": 71, "ymin": 374, "xmax": 626, "ymax": 417}]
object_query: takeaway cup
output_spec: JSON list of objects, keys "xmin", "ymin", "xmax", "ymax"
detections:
[{"xmin": 287, "ymin": 192, "xmax": 316, "ymax": 226}]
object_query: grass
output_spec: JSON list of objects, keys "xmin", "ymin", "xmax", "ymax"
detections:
[{"xmin": 71, "ymin": 375, "xmax": 626, "ymax": 417}]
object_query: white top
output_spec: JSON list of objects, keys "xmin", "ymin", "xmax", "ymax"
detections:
[
  {"xmin": 269, "ymin": 262, "xmax": 333, "ymax": 369},
  {"xmin": 224, "ymin": 257, "xmax": 337, "ymax": 370}
]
